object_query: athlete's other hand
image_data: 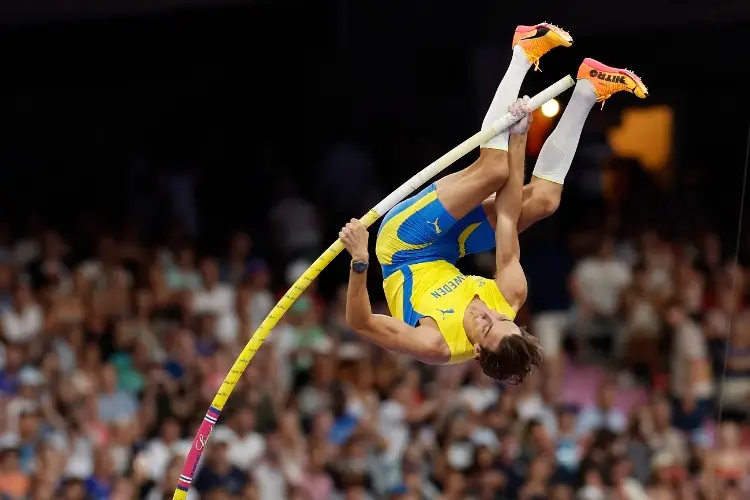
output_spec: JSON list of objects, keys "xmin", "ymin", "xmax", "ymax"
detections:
[
  {"xmin": 508, "ymin": 95, "xmax": 532, "ymax": 135},
  {"xmin": 340, "ymin": 218, "xmax": 369, "ymax": 262}
]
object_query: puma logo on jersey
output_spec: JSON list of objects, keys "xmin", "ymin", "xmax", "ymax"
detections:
[
  {"xmin": 428, "ymin": 218, "xmax": 441, "ymax": 234},
  {"xmin": 438, "ymin": 308, "xmax": 454, "ymax": 319}
]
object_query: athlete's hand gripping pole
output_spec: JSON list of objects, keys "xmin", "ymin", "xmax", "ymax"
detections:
[{"xmin": 172, "ymin": 74, "xmax": 574, "ymax": 499}]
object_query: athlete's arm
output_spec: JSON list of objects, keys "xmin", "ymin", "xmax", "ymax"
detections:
[
  {"xmin": 340, "ymin": 219, "xmax": 446, "ymax": 362},
  {"xmin": 493, "ymin": 98, "xmax": 530, "ymax": 310}
]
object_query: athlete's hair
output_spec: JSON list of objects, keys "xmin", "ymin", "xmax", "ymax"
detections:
[{"xmin": 477, "ymin": 326, "xmax": 543, "ymax": 384}]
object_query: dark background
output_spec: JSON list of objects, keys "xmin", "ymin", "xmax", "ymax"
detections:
[{"xmin": 0, "ymin": 0, "xmax": 748, "ymax": 289}]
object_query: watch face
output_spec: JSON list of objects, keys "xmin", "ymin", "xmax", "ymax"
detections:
[{"xmin": 352, "ymin": 261, "xmax": 368, "ymax": 273}]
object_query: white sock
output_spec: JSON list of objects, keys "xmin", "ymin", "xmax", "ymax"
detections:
[
  {"xmin": 481, "ymin": 45, "xmax": 532, "ymax": 151},
  {"xmin": 532, "ymin": 79, "xmax": 598, "ymax": 184}
]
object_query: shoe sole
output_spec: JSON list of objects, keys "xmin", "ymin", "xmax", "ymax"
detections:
[{"xmin": 516, "ymin": 22, "xmax": 573, "ymax": 45}]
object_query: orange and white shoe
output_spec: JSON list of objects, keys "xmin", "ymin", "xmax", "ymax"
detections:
[
  {"xmin": 577, "ymin": 58, "xmax": 649, "ymax": 107},
  {"xmin": 512, "ymin": 23, "xmax": 573, "ymax": 71}
]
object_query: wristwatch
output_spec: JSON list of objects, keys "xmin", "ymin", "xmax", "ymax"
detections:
[{"xmin": 351, "ymin": 260, "xmax": 369, "ymax": 274}]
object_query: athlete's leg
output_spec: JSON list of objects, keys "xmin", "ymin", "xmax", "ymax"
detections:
[
  {"xmin": 435, "ymin": 24, "xmax": 572, "ymax": 222},
  {"xmin": 478, "ymin": 77, "xmax": 599, "ymax": 231},
  {"xmin": 479, "ymin": 59, "xmax": 648, "ymax": 235}
]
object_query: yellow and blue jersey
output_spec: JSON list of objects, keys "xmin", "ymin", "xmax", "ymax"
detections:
[{"xmin": 375, "ymin": 183, "xmax": 516, "ymax": 364}]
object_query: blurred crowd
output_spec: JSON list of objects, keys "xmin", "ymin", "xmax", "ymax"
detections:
[{"xmin": 0, "ymin": 210, "xmax": 749, "ymax": 500}]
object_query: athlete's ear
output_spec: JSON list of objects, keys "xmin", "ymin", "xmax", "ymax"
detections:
[{"xmin": 473, "ymin": 344, "xmax": 481, "ymax": 358}]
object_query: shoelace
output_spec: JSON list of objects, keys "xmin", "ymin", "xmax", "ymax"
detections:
[
  {"xmin": 526, "ymin": 23, "xmax": 571, "ymax": 72},
  {"xmin": 529, "ymin": 56, "xmax": 542, "ymax": 72},
  {"xmin": 596, "ymin": 93, "xmax": 611, "ymax": 109}
]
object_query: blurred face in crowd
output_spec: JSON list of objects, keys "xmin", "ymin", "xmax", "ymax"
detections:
[
  {"xmin": 42, "ymin": 230, "xmax": 64, "ymax": 260},
  {"xmin": 479, "ymin": 470, "xmax": 505, "ymax": 496},
  {"xmin": 265, "ymin": 433, "xmax": 282, "ymax": 463},
  {"xmin": 19, "ymin": 379, "xmax": 40, "ymax": 400},
  {"xmin": 160, "ymin": 418, "xmax": 180, "ymax": 443},
  {"xmin": 444, "ymin": 470, "xmax": 466, "ymax": 494},
  {"xmin": 18, "ymin": 410, "xmax": 39, "ymax": 439},
  {"xmin": 0, "ymin": 264, "xmax": 11, "ymax": 293},
  {"xmin": 279, "ymin": 409, "xmax": 301, "ymax": 441},
  {"xmin": 247, "ymin": 266, "xmax": 270, "ymax": 289},
  {"xmin": 404, "ymin": 472, "xmax": 422, "ymax": 494},
  {"xmin": 111, "ymin": 477, "xmax": 134, "ymax": 500},
  {"xmin": 549, "ymin": 484, "xmax": 574, "ymax": 500},
  {"xmin": 652, "ymin": 399, "xmax": 671, "ymax": 429},
  {"xmin": 483, "ymin": 406, "xmax": 508, "ymax": 432},
  {"xmin": 528, "ymin": 422, "xmax": 553, "ymax": 453},
  {"xmin": 311, "ymin": 410, "xmax": 333, "ymax": 439},
  {"xmin": 198, "ymin": 314, "xmax": 217, "ymax": 338},
  {"xmin": 177, "ymin": 248, "xmax": 195, "ymax": 269},
  {"xmin": 13, "ymin": 282, "xmax": 32, "ymax": 309},
  {"xmin": 732, "ymin": 312, "xmax": 750, "ymax": 346},
  {"xmin": 718, "ymin": 422, "xmax": 739, "ymax": 449},
  {"xmin": 241, "ymin": 482, "xmax": 260, "ymax": 500},
  {"xmin": 135, "ymin": 290, "xmax": 153, "ymax": 320},
  {"xmin": 201, "ymin": 258, "xmax": 219, "ymax": 287},
  {"xmin": 610, "ymin": 458, "xmax": 632, "ymax": 485},
  {"xmin": 61, "ymin": 480, "xmax": 86, "ymax": 500},
  {"xmin": 344, "ymin": 486, "xmax": 367, "ymax": 500},
  {"xmin": 666, "ymin": 304, "xmax": 686, "ymax": 326},
  {"xmin": 344, "ymin": 437, "xmax": 367, "ymax": 463},
  {"xmin": 99, "ymin": 365, "xmax": 118, "ymax": 394},
  {"xmin": 596, "ymin": 384, "xmax": 616, "ymax": 410},
  {"xmin": 232, "ymin": 407, "xmax": 255, "ymax": 434},
  {"xmin": 308, "ymin": 444, "xmax": 327, "ymax": 473},
  {"xmin": 354, "ymin": 362, "xmax": 374, "ymax": 390},
  {"xmin": 208, "ymin": 441, "xmax": 230, "ymax": 469},
  {"xmin": 205, "ymin": 489, "xmax": 230, "ymax": 500},
  {"xmin": 93, "ymin": 448, "xmax": 115, "ymax": 478},
  {"xmin": 162, "ymin": 456, "xmax": 184, "ymax": 490},
  {"xmin": 4, "ymin": 346, "xmax": 22, "ymax": 372},
  {"xmin": 558, "ymin": 409, "xmax": 576, "ymax": 434},
  {"xmin": 0, "ymin": 448, "xmax": 21, "ymax": 472},
  {"xmin": 312, "ymin": 355, "xmax": 335, "ymax": 386},
  {"xmin": 231, "ymin": 232, "xmax": 252, "ymax": 259},
  {"xmin": 474, "ymin": 446, "xmax": 494, "ymax": 470},
  {"xmin": 97, "ymin": 236, "xmax": 116, "ymax": 263},
  {"xmin": 598, "ymin": 238, "xmax": 615, "ymax": 260}
]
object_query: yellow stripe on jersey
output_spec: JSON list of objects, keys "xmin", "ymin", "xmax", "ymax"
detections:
[
  {"xmin": 375, "ymin": 190, "xmax": 439, "ymax": 265},
  {"xmin": 457, "ymin": 222, "xmax": 482, "ymax": 259}
]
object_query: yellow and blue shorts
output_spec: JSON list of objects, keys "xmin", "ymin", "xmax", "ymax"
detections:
[{"xmin": 375, "ymin": 183, "xmax": 495, "ymax": 325}]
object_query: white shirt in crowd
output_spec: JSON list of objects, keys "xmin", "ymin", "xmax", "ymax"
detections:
[
  {"xmin": 671, "ymin": 319, "xmax": 714, "ymax": 399},
  {"xmin": 141, "ymin": 437, "xmax": 192, "ymax": 480},
  {"xmin": 193, "ymin": 284, "xmax": 235, "ymax": 317},
  {"xmin": 573, "ymin": 257, "xmax": 632, "ymax": 316},
  {"xmin": 1, "ymin": 304, "xmax": 43, "ymax": 343},
  {"xmin": 254, "ymin": 462, "xmax": 287, "ymax": 500},
  {"xmin": 247, "ymin": 289, "xmax": 274, "ymax": 333},
  {"xmin": 459, "ymin": 384, "xmax": 499, "ymax": 414},
  {"xmin": 269, "ymin": 196, "xmax": 321, "ymax": 254},
  {"xmin": 211, "ymin": 425, "xmax": 266, "ymax": 471},
  {"xmin": 378, "ymin": 400, "xmax": 409, "ymax": 463},
  {"xmin": 193, "ymin": 284, "xmax": 241, "ymax": 343}
]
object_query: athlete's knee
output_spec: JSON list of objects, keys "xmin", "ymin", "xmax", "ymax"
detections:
[
  {"xmin": 528, "ymin": 180, "xmax": 562, "ymax": 218},
  {"xmin": 537, "ymin": 189, "xmax": 561, "ymax": 218},
  {"xmin": 477, "ymin": 148, "xmax": 509, "ymax": 190}
]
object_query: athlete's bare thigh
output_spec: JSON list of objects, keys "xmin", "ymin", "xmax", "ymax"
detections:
[{"xmin": 434, "ymin": 148, "xmax": 509, "ymax": 221}]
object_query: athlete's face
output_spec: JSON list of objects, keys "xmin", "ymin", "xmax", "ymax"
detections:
[{"xmin": 471, "ymin": 309, "xmax": 521, "ymax": 355}]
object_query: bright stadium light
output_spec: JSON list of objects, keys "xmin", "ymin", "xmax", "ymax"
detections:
[{"xmin": 541, "ymin": 99, "xmax": 560, "ymax": 117}]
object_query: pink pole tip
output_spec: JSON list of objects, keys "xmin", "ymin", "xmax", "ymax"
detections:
[{"xmin": 177, "ymin": 409, "xmax": 221, "ymax": 491}]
